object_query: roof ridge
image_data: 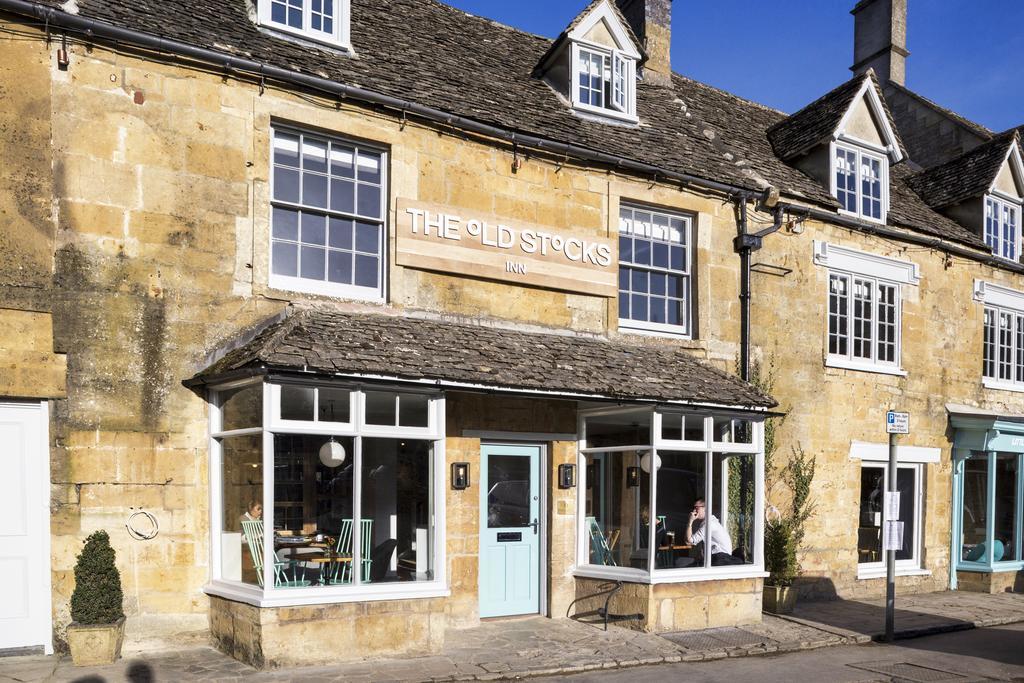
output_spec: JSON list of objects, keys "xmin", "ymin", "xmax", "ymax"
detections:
[
  {"xmin": 670, "ymin": 72, "xmax": 787, "ymax": 118},
  {"xmin": 886, "ymin": 82, "xmax": 994, "ymax": 140}
]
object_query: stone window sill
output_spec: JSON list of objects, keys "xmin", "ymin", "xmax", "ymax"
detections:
[
  {"xmin": 204, "ymin": 580, "xmax": 451, "ymax": 608},
  {"xmin": 856, "ymin": 566, "xmax": 930, "ymax": 580},
  {"xmin": 574, "ymin": 566, "xmax": 768, "ymax": 585}
]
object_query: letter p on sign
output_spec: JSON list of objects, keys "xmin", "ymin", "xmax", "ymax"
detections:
[{"xmin": 886, "ymin": 411, "xmax": 910, "ymax": 435}]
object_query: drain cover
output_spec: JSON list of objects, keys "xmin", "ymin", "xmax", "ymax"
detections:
[{"xmin": 848, "ymin": 661, "xmax": 966, "ymax": 682}]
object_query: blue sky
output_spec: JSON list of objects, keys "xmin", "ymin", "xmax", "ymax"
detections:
[{"xmin": 444, "ymin": 0, "xmax": 1022, "ymax": 133}]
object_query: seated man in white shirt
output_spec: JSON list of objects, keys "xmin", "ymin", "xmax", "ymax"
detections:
[{"xmin": 683, "ymin": 498, "xmax": 742, "ymax": 566}]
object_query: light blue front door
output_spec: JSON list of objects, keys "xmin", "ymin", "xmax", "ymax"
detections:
[{"xmin": 479, "ymin": 444, "xmax": 541, "ymax": 618}]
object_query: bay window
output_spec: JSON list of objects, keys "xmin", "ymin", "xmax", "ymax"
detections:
[
  {"xmin": 209, "ymin": 379, "xmax": 445, "ymax": 605},
  {"xmin": 578, "ymin": 407, "xmax": 763, "ymax": 582},
  {"xmin": 956, "ymin": 451, "xmax": 1023, "ymax": 570}
]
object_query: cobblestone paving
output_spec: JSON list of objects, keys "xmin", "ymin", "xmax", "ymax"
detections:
[{"xmin": 2, "ymin": 591, "xmax": 1022, "ymax": 682}]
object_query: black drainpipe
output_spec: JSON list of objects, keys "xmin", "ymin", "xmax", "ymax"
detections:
[{"xmin": 733, "ymin": 194, "xmax": 784, "ymax": 383}]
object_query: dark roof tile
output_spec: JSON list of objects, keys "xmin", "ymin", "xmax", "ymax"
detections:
[{"xmin": 908, "ymin": 131, "xmax": 1019, "ymax": 209}]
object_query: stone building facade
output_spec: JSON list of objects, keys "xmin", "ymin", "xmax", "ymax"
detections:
[{"xmin": 0, "ymin": 0, "xmax": 1021, "ymax": 667}]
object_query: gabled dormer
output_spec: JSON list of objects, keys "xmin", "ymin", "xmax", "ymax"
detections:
[
  {"xmin": 256, "ymin": 0, "xmax": 351, "ymax": 50},
  {"xmin": 909, "ymin": 131, "xmax": 1024, "ymax": 261},
  {"xmin": 768, "ymin": 71, "xmax": 905, "ymax": 225},
  {"xmin": 535, "ymin": 0, "xmax": 644, "ymax": 124}
]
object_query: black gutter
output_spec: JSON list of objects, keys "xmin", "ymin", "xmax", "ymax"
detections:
[
  {"xmin": 0, "ymin": 0, "xmax": 752, "ymax": 201},
  {"xmin": 777, "ymin": 202, "xmax": 1021, "ymax": 275}
]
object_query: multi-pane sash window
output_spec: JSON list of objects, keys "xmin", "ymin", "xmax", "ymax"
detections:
[
  {"xmin": 983, "ymin": 306, "xmax": 1024, "ymax": 386},
  {"xmin": 985, "ymin": 196, "xmax": 1020, "ymax": 262},
  {"xmin": 834, "ymin": 144, "xmax": 885, "ymax": 222},
  {"xmin": 618, "ymin": 205, "xmax": 691, "ymax": 335},
  {"xmin": 828, "ymin": 272, "xmax": 899, "ymax": 367},
  {"xmin": 262, "ymin": 0, "xmax": 349, "ymax": 46},
  {"xmin": 270, "ymin": 128, "xmax": 386, "ymax": 300},
  {"xmin": 573, "ymin": 44, "xmax": 635, "ymax": 118}
]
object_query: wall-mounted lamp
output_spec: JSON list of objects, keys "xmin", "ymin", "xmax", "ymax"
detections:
[
  {"xmin": 558, "ymin": 463, "xmax": 576, "ymax": 489},
  {"xmin": 451, "ymin": 462, "xmax": 470, "ymax": 490},
  {"xmin": 626, "ymin": 466, "xmax": 641, "ymax": 488}
]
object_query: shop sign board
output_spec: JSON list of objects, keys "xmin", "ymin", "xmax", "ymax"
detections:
[
  {"xmin": 395, "ymin": 199, "xmax": 617, "ymax": 297},
  {"xmin": 886, "ymin": 411, "xmax": 909, "ymax": 434}
]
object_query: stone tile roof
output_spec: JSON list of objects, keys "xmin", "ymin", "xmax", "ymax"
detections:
[
  {"xmin": 190, "ymin": 309, "xmax": 777, "ymax": 409},
  {"xmin": 907, "ymin": 131, "xmax": 1019, "ymax": 209},
  {"xmin": 766, "ymin": 70, "xmax": 905, "ymax": 163},
  {"xmin": 885, "ymin": 83, "xmax": 995, "ymax": 142},
  {"xmin": 21, "ymin": 0, "xmax": 987, "ymax": 252}
]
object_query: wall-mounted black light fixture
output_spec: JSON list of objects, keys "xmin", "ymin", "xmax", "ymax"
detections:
[
  {"xmin": 451, "ymin": 462, "xmax": 470, "ymax": 490},
  {"xmin": 558, "ymin": 463, "xmax": 576, "ymax": 489},
  {"xmin": 626, "ymin": 466, "xmax": 641, "ymax": 488}
]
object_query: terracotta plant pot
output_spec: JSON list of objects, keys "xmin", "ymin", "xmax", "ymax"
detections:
[
  {"xmin": 67, "ymin": 617, "xmax": 125, "ymax": 666},
  {"xmin": 762, "ymin": 585, "xmax": 797, "ymax": 615}
]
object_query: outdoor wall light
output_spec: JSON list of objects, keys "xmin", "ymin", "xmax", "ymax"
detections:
[
  {"xmin": 626, "ymin": 466, "xmax": 641, "ymax": 488},
  {"xmin": 451, "ymin": 462, "xmax": 470, "ymax": 490},
  {"xmin": 558, "ymin": 463, "xmax": 576, "ymax": 489}
]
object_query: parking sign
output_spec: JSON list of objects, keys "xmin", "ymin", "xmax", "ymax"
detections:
[{"xmin": 886, "ymin": 411, "xmax": 909, "ymax": 434}]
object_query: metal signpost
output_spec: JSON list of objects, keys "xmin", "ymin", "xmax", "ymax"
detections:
[{"xmin": 884, "ymin": 410, "xmax": 909, "ymax": 642}]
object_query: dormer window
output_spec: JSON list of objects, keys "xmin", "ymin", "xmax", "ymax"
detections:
[
  {"xmin": 985, "ymin": 195, "xmax": 1021, "ymax": 261},
  {"xmin": 572, "ymin": 43, "xmax": 635, "ymax": 118},
  {"xmin": 834, "ymin": 143, "xmax": 887, "ymax": 223},
  {"xmin": 258, "ymin": 0, "xmax": 350, "ymax": 49}
]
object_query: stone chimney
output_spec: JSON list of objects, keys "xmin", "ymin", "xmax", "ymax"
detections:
[
  {"xmin": 615, "ymin": 0, "xmax": 673, "ymax": 87},
  {"xmin": 851, "ymin": 0, "xmax": 909, "ymax": 86}
]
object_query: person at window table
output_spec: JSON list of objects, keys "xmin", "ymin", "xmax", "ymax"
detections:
[
  {"xmin": 685, "ymin": 498, "xmax": 738, "ymax": 566},
  {"xmin": 239, "ymin": 501, "xmax": 262, "ymax": 540}
]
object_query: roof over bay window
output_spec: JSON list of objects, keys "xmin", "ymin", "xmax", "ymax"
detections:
[{"xmin": 186, "ymin": 308, "xmax": 776, "ymax": 411}]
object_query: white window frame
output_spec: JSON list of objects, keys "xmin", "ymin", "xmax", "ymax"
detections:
[
  {"xmin": 257, "ymin": 0, "xmax": 351, "ymax": 50},
  {"xmin": 571, "ymin": 41, "xmax": 638, "ymax": 123},
  {"xmin": 984, "ymin": 194, "xmax": 1022, "ymax": 263},
  {"xmin": 206, "ymin": 379, "xmax": 449, "ymax": 607},
  {"xmin": 975, "ymin": 279, "xmax": 1024, "ymax": 392},
  {"xmin": 617, "ymin": 204, "xmax": 693, "ymax": 338},
  {"xmin": 855, "ymin": 459, "xmax": 925, "ymax": 579},
  {"xmin": 831, "ymin": 141, "xmax": 889, "ymax": 224},
  {"xmin": 574, "ymin": 407, "xmax": 766, "ymax": 585},
  {"xmin": 814, "ymin": 241, "xmax": 919, "ymax": 376},
  {"xmin": 269, "ymin": 126, "xmax": 387, "ymax": 303}
]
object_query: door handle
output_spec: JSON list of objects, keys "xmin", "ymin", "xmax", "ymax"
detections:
[{"xmin": 529, "ymin": 518, "xmax": 539, "ymax": 535}]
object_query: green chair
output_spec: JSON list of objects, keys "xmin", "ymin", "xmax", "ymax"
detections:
[
  {"xmin": 240, "ymin": 519, "xmax": 311, "ymax": 588},
  {"xmin": 325, "ymin": 519, "xmax": 374, "ymax": 585},
  {"xmin": 587, "ymin": 516, "xmax": 616, "ymax": 566}
]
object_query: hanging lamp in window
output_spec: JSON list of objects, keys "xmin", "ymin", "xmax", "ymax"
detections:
[{"xmin": 319, "ymin": 436, "xmax": 346, "ymax": 468}]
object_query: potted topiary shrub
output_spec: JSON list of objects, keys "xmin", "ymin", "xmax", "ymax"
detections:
[
  {"xmin": 763, "ymin": 445, "xmax": 816, "ymax": 614},
  {"xmin": 66, "ymin": 530, "xmax": 126, "ymax": 665}
]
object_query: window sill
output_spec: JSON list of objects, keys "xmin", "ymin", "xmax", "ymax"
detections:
[
  {"xmin": 617, "ymin": 320, "xmax": 692, "ymax": 340},
  {"xmin": 981, "ymin": 377, "xmax": 1024, "ymax": 393},
  {"xmin": 256, "ymin": 22, "xmax": 352, "ymax": 52},
  {"xmin": 956, "ymin": 560, "xmax": 1024, "ymax": 574},
  {"xmin": 837, "ymin": 208, "xmax": 887, "ymax": 226},
  {"xmin": 570, "ymin": 103, "xmax": 639, "ymax": 125},
  {"xmin": 825, "ymin": 357, "xmax": 907, "ymax": 377},
  {"xmin": 267, "ymin": 274, "xmax": 385, "ymax": 303},
  {"xmin": 856, "ymin": 566, "xmax": 930, "ymax": 580},
  {"xmin": 204, "ymin": 580, "xmax": 450, "ymax": 608},
  {"xmin": 573, "ymin": 566, "xmax": 768, "ymax": 585}
]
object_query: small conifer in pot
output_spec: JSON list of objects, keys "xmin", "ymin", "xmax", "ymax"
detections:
[{"xmin": 67, "ymin": 530, "xmax": 126, "ymax": 665}]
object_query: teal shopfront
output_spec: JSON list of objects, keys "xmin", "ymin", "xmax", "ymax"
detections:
[{"xmin": 949, "ymin": 406, "xmax": 1024, "ymax": 591}]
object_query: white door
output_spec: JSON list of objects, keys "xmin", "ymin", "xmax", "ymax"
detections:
[{"xmin": 0, "ymin": 402, "xmax": 52, "ymax": 654}]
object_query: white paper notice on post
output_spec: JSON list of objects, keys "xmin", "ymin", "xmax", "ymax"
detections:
[
  {"xmin": 884, "ymin": 491, "xmax": 901, "ymax": 521},
  {"xmin": 883, "ymin": 520, "xmax": 904, "ymax": 551}
]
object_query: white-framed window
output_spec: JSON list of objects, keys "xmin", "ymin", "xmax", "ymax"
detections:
[
  {"xmin": 856, "ymin": 461, "xmax": 923, "ymax": 576},
  {"xmin": 258, "ymin": 0, "xmax": 351, "ymax": 49},
  {"xmin": 828, "ymin": 273, "xmax": 900, "ymax": 367},
  {"xmin": 985, "ymin": 195, "xmax": 1021, "ymax": 262},
  {"xmin": 571, "ymin": 42, "xmax": 636, "ymax": 122},
  {"xmin": 577, "ymin": 407, "xmax": 764, "ymax": 585},
  {"xmin": 617, "ymin": 204, "xmax": 692, "ymax": 337},
  {"xmin": 270, "ymin": 127, "xmax": 386, "ymax": 301},
  {"xmin": 833, "ymin": 143, "xmax": 887, "ymax": 223},
  {"xmin": 975, "ymin": 280, "xmax": 1024, "ymax": 392},
  {"xmin": 814, "ymin": 241, "xmax": 919, "ymax": 376},
  {"xmin": 208, "ymin": 379, "xmax": 448, "ymax": 607}
]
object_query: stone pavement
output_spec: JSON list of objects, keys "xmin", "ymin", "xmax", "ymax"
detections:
[{"xmin": 1, "ymin": 591, "xmax": 1022, "ymax": 682}]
